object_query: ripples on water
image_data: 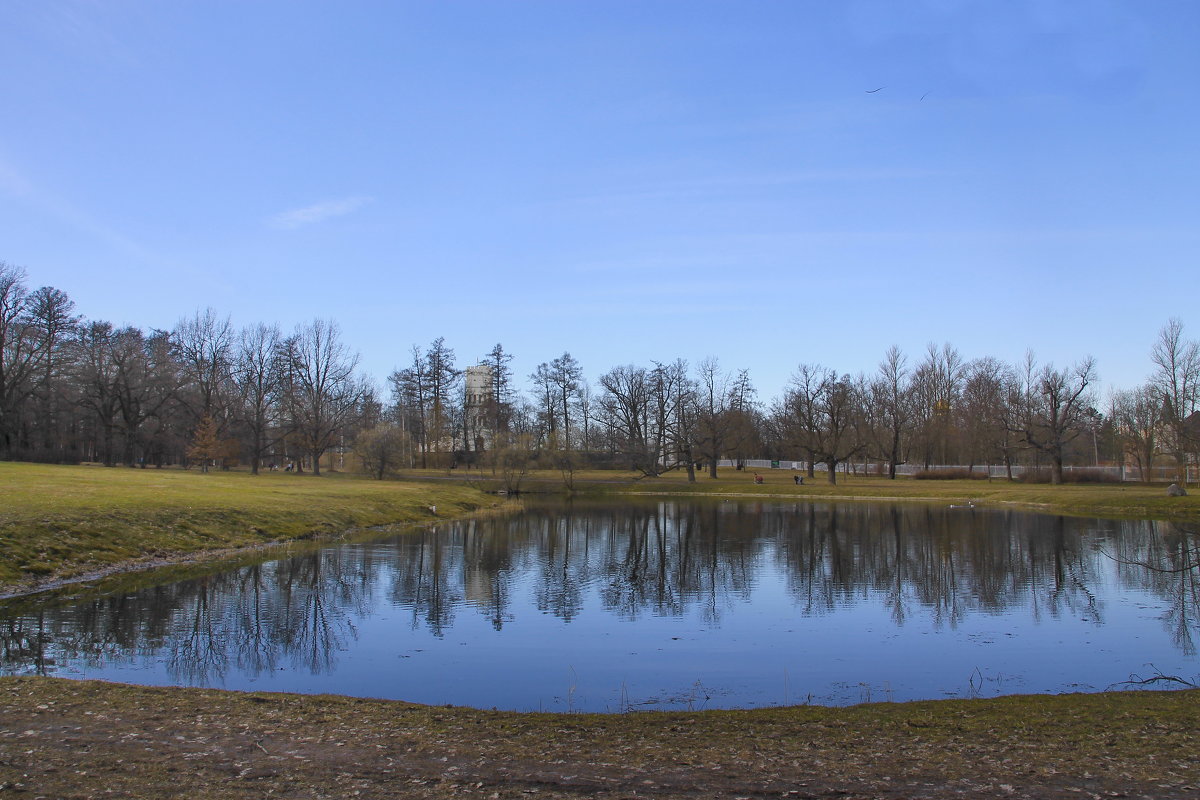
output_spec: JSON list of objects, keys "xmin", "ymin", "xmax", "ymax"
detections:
[{"xmin": 2, "ymin": 500, "xmax": 1197, "ymax": 711}]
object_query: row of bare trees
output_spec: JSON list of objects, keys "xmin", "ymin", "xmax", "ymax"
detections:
[
  {"xmin": 771, "ymin": 349, "xmax": 1101, "ymax": 485},
  {"xmin": 3, "ymin": 261, "xmax": 1197, "ymax": 482},
  {"xmin": 771, "ymin": 321, "xmax": 1200, "ymax": 485},
  {"xmin": 1110, "ymin": 319, "xmax": 1200, "ymax": 482},
  {"xmin": 0, "ymin": 263, "xmax": 369, "ymax": 472}
]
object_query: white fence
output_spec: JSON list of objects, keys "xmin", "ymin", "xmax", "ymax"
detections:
[{"xmin": 716, "ymin": 460, "xmax": 1191, "ymax": 483}]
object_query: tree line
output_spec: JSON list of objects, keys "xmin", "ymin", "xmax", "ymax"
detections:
[{"xmin": 2, "ymin": 261, "xmax": 1197, "ymax": 484}]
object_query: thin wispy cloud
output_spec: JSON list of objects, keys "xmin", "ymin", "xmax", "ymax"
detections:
[
  {"xmin": 0, "ymin": 154, "xmax": 163, "ymax": 266},
  {"xmin": 268, "ymin": 196, "xmax": 373, "ymax": 230}
]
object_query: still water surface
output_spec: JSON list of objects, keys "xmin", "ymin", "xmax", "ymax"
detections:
[{"xmin": 2, "ymin": 500, "xmax": 1197, "ymax": 711}]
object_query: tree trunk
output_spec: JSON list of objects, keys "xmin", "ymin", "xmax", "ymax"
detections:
[
  {"xmin": 102, "ymin": 424, "xmax": 115, "ymax": 467},
  {"xmin": 250, "ymin": 431, "xmax": 261, "ymax": 475}
]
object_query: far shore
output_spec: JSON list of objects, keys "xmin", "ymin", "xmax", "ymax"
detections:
[{"xmin": 1, "ymin": 461, "xmax": 1197, "ymax": 597}]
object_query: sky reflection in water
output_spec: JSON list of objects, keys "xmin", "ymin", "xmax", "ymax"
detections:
[{"xmin": 2, "ymin": 500, "xmax": 1197, "ymax": 711}]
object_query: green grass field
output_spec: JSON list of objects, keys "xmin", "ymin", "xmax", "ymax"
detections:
[
  {"xmin": 0, "ymin": 461, "xmax": 506, "ymax": 590},
  {"xmin": 427, "ymin": 463, "xmax": 1200, "ymax": 522}
]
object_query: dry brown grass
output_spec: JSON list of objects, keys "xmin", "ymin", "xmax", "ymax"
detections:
[{"xmin": 2, "ymin": 677, "xmax": 1197, "ymax": 799}]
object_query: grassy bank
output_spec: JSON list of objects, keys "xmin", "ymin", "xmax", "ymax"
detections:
[
  {"xmin": 0, "ymin": 460, "xmax": 1195, "ymax": 597},
  {"xmin": 0, "ymin": 462, "xmax": 508, "ymax": 594},
  {"xmin": 1, "ymin": 676, "xmax": 1196, "ymax": 799},
  {"xmin": 415, "ymin": 465, "xmax": 1200, "ymax": 522},
  {"xmin": 3, "ymin": 461, "xmax": 1196, "ymax": 595}
]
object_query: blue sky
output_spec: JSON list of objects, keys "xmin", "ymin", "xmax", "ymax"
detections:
[{"xmin": 2, "ymin": 1, "xmax": 1197, "ymax": 403}]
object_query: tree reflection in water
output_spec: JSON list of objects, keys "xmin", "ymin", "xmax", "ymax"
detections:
[
  {"xmin": 1109, "ymin": 521, "xmax": 1200, "ymax": 656},
  {"xmin": 1, "ymin": 500, "xmax": 1197, "ymax": 706}
]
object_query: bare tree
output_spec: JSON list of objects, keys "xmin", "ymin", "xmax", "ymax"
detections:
[
  {"xmin": 910, "ymin": 343, "xmax": 964, "ymax": 468},
  {"xmin": 354, "ymin": 421, "xmax": 409, "ymax": 479},
  {"xmin": 424, "ymin": 337, "xmax": 459, "ymax": 466},
  {"xmin": 1111, "ymin": 384, "xmax": 1163, "ymax": 482},
  {"xmin": 24, "ymin": 285, "xmax": 79, "ymax": 457},
  {"xmin": 73, "ymin": 321, "xmax": 121, "ymax": 465},
  {"xmin": 780, "ymin": 365, "xmax": 866, "ymax": 485},
  {"xmin": 866, "ymin": 346, "xmax": 912, "ymax": 479},
  {"xmin": 778, "ymin": 363, "xmax": 822, "ymax": 480},
  {"xmin": 0, "ymin": 263, "xmax": 43, "ymax": 456},
  {"xmin": 689, "ymin": 364, "xmax": 759, "ymax": 474},
  {"xmin": 576, "ymin": 378, "xmax": 594, "ymax": 453},
  {"xmin": 280, "ymin": 320, "xmax": 365, "ymax": 476},
  {"xmin": 1151, "ymin": 319, "xmax": 1200, "ymax": 483},
  {"xmin": 172, "ymin": 308, "xmax": 234, "ymax": 426},
  {"xmin": 482, "ymin": 343, "xmax": 514, "ymax": 440},
  {"xmin": 529, "ymin": 361, "xmax": 557, "ymax": 446},
  {"xmin": 1009, "ymin": 354, "xmax": 1097, "ymax": 484},
  {"xmin": 550, "ymin": 352, "xmax": 582, "ymax": 449},
  {"xmin": 649, "ymin": 359, "xmax": 693, "ymax": 476},
  {"xmin": 597, "ymin": 364, "xmax": 651, "ymax": 472},
  {"xmin": 724, "ymin": 369, "xmax": 761, "ymax": 470},
  {"xmin": 961, "ymin": 356, "xmax": 1021, "ymax": 479},
  {"xmin": 390, "ymin": 345, "xmax": 429, "ymax": 468},
  {"xmin": 111, "ymin": 327, "xmax": 178, "ymax": 466},
  {"xmin": 232, "ymin": 323, "xmax": 283, "ymax": 474},
  {"xmin": 696, "ymin": 357, "xmax": 729, "ymax": 479},
  {"xmin": 596, "ymin": 360, "xmax": 695, "ymax": 477},
  {"xmin": 659, "ymin": 360, "xmax": 699, "ymax": 481}
]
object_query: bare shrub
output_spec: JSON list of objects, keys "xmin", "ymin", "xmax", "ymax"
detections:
[
  {"xmin": 1014, "ymin": 468, "xmax": 1053, "ymax": 484},
  {"xmin": 1015, "ymin": 467, "xmax": 1121, "ymax": 484},
  {"xmin": 1063, "ymin": 467, "xmax": 1122, "ymax": 484},
  {"xmin": 913, "ymin": 468, "xmax": 989, "ymax": 480}
]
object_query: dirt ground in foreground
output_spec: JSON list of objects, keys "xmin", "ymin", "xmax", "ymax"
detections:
[{"xmin": 1, "ymin": 678, "xmax": 1198, "ymax": 800}]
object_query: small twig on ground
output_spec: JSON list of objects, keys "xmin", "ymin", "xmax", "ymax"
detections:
[{"xmin": 1110, "ymin": 664, "xmax": 1199, "ymax": 691}]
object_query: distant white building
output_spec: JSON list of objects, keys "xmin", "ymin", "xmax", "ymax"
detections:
[{"xmin": 464, "ymin": 364, "xmax": 493, "ymax": 452}]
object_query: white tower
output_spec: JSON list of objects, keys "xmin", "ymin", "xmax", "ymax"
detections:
[{"xmin": 464, "ymin": 364, "xmax": 493, "ymax": 451}]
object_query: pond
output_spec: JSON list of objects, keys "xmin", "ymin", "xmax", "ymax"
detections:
[{"xmin": 2, "ymin": 500, "xmax": 1197, "ymax": 712}]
